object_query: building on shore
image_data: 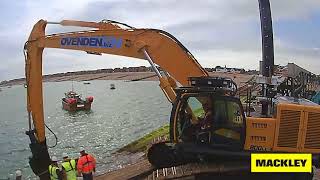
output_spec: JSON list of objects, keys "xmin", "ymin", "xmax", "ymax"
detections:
[{"xmin": 214, "ymin": 66, "xmax": 245, "ymax": 73}]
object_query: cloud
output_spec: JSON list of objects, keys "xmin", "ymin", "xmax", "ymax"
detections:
[{"xmin": 0, "ymin": 0, "xmax": 319, "ymax": 81}]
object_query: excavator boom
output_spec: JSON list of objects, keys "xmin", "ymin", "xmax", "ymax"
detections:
[{"xmin": 25, "ymin": 19, "xmax": 208, "ymax": 143}]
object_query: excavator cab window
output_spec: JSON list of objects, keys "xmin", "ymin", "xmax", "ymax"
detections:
[
  {"xmin": 173, "ymin": 94, "xmax": 245, "ymax": 150},
  {"xmin": 188, "ymin": 97, "xmax": 206, "ymax": 119}
]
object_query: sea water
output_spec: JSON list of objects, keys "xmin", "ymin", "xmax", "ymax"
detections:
[{"xmin": 0, "ymin": 80, "xmax": 170, "ymax": 179}]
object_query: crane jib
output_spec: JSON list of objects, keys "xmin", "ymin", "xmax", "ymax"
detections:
[{"xmin": 60, "ymin": 36, "xmax": 122, "ymax": 48}]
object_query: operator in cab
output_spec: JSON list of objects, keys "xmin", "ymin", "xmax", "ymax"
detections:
[
  {"xmin": 199, "ymin": 101, "xmax": 213, "ymax": 130},
  {"xmin": 48, "ymin": 156, "xmax": 63, "ymax": 180},
  {"xmin": 61, "ymin": 153, "xmax": 77, "ymax": 180},
  {"xmin": 77, "ymin": 149, "xmax": 96, "ymax": 180},
  {"xmin": 179, "ymin": 99, "xmax": 214, "ymax": 143},
  {"xmin": 196, "ymin": 100, "xmax": 214, "ymax": 143}
]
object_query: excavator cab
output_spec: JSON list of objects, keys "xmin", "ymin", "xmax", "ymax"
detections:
[
  {"xmin": 148, "ymin": 77, "xmax": 247, "ymax": 168},
  {"xmin": 172, "ymin": 94, "xmax": 246, "ymax": 150},
  {"xmin": 170, "ymin": 77, "xmax": 246, "ymax": 151}
]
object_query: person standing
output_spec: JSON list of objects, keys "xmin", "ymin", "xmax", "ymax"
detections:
[
  {"xmin": 61, "ymin": 153, "xmax": 77, "ymax": 180},
  {"xmin": 77, "ymin": 150, "xmax": 96, "ymax": 180},
  {"xmin": 48, "ymin": 156, "xmax": 62, "ymax": 180}
]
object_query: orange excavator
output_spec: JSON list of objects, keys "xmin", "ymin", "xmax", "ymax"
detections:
[
  {"xmin": 24, "ymin": 17, "xmax": 209, "ymax": 179},
  {"xmin": 25, "ymin": 0, "xmax": 320, "ymax": 179}
]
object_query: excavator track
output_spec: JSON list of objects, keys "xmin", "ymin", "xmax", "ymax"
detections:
[
  {"xmin": 96, "ymin": 158, "xmax": 314, "ymax": 180},
  {"xmin": 95, "ymin": 159, "xmax": 250, "ymax": 179}
]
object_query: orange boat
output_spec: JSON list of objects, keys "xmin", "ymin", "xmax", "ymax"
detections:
[{"xmin": 62, "ymin": 91, "xmax": 93, "ymax": 111}]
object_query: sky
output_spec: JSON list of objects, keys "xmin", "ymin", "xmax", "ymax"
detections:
[{"xmin": 0, "ymin": 0, "xmax": 319, "ymax": 81}]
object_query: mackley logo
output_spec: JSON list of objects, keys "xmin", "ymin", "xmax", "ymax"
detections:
[
  {"xmin": 251, "ymin": 153, "xmax": 312, "ymax": 172},
  {"xmin": 61, "ymin": 36, "xmax": 122, "ymax": 48}
]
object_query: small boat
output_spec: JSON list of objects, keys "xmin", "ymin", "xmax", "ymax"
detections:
[
  {"xmin": 110, "ymin": 84, "xmax": 115, "ymax": 90},
  {"xmin": 83, "ymin": 82, "xmax": 91, "ymax": 85},
  {"xmin": 62, "ymin": 91, "xmax": 93, "ymax": 111}
]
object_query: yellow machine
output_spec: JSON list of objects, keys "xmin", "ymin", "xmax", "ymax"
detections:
[
  {"xmin": 24, "ymin": 19, "xmax": 209, "ymax": 179},
  {"xmin": 245, "ymin": 98, "xmax": 320, "ymax": 153},
  {"xmin": 24, "ymin": 1, "xmax": 320, "ymax": 179}
]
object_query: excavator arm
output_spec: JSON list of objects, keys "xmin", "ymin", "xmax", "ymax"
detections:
[
  {"xmin": 25, "ymin": 19, "xmax": 208, "ymax": 178},
  {"xmin": 25, "ymin": 19, "xmax": 208, "ymax": 142}
]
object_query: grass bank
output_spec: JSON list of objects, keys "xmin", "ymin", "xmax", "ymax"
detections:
[{"xmin": 117, "ymin": 124, "xmax": 170, "ymax": 153}]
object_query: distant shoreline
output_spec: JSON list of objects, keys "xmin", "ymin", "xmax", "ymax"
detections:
[{"xmin": 0, "ymin": 71, "xmax": 254, "ymax": 87}]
